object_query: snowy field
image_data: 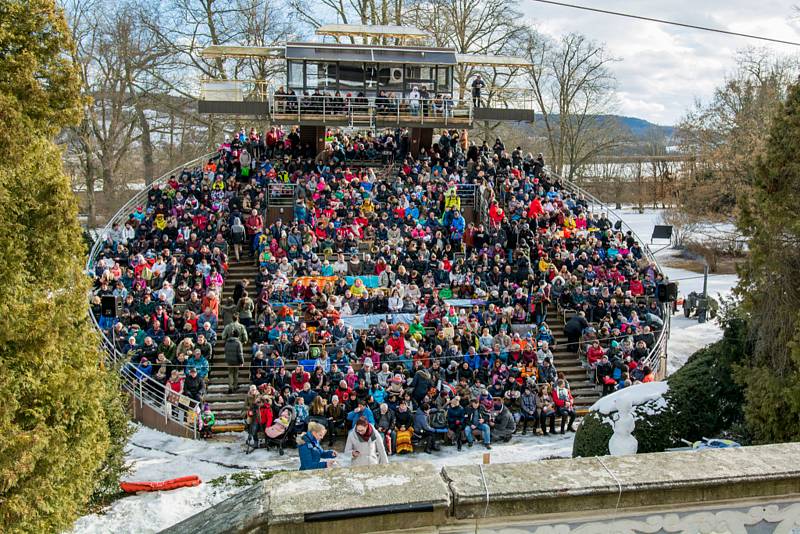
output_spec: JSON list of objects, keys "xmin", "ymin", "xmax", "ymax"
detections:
[{"xmin": 71, "ymin": 208, "xmax": 738, "ymax": 534}]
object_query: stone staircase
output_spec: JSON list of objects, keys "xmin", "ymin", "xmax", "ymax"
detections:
[
  {"xmin": 207, "ymin": 253, "xmax": 260, "ymax": 431},
  {"xmin": 543, "ymin": 304, "xmax": 600, "ymax": 412}
]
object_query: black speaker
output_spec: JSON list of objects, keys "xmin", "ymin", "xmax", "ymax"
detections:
[
  {"xmin": 101, "ymin": 295, "xmax": 119, "ymax": 318},
  {"xmin": 656, "ymin": 282, "xmax": 679, "ymax": 302},
  {"xmin": 666, "ymin": 282, "xmax": 678, "ymax": 301}
]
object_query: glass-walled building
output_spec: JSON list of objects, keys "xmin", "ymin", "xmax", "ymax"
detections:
[{"xmin": 284, "ymin": 43, "xmax": 455, "ymax": 97}]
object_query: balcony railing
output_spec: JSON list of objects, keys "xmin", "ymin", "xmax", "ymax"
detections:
[{"xmin": 199, "ymin": 79, "xmax": 536, "ymax": 125}]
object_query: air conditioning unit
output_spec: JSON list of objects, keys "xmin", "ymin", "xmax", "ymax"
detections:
[{"xmin": 390, "ymin": 67, "xmax": 404, "ymax": 83}]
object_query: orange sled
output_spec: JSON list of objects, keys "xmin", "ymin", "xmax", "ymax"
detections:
[{"xmin": 120, "ymin": 475, "xmax": 201, "ymax": 493}]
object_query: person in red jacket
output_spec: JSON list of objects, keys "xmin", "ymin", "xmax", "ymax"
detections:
[
  {"xmin": 334, "ymin": 380, "xmax": 352, "ymax": 403},
  {"xmin": 291, "ymin": 365, "xmax": 311, "ymax": 391},
  {"xmin": 527, "ymin": 197, "xmax": 544, "ymax": 219},
  {"xmin": 388, "ymin": 330, "xmax": 406, "ymax": 355},
  {"xmin": 488, "ymin": 202, "xmax": 504, "ymax": 228},
  {"xmin": 551, "ymin": 379, "xmax": 576, "ymax": 434},
  {"xmin": 586, "ymin": 340, "xmax": 606, "ymax": 368},
  {"xmin": 628, "ymin": 276, "xmax": 645, "ymax": 297},
  {"xmin": 249, "ymin": 396, "xmax": 273, "ymax": 448}
]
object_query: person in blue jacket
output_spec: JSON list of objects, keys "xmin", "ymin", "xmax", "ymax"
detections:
[
  {"xmin": 346, "ymin": 399, "xmax": 375, "ymax": 426},
  {"xmin": 297, "ymin": 422, "xmax": 337, "ymax": 470}
]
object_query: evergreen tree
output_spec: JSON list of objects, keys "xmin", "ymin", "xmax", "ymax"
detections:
[
  {"xmin": 0, "ymin": 1, "xmax": 130, "ymax": 531},
  {"xmin": 735, "ymin": 82, "xmax": 800, "ymax": 443}
]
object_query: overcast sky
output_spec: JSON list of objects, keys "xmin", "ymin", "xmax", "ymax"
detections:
[{"xmin": 520, "ymin": 0, "xmax": 800, "ymax": 125}]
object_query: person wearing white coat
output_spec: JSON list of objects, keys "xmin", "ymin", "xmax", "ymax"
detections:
[{"xmin": 344, "ymin": 417, "xmax": 389, "ymax": 466}]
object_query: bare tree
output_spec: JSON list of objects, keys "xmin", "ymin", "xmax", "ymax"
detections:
[
  {"xmin": 676, "ymin": 48, "xmax": 798, "ymax": 217},
  {"xmin": 524, "ymin": 31, "xmax": 622, "ymax": 179}
]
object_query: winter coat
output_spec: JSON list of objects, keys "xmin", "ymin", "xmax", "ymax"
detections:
[
  {"xmin": 224, "ymin": 337, "xmax": 244, "ymax": 366},
  {"xmin": 520, "ymin": 392, "xmax": 538, "ymax": 416},
  {"xmin": 376, "ymin": 409, "xmax": 396, "ymax": 431},
  {"xmin": 409, "ymin": 370, "xmax": 432, "ymax": 402},
  {"xmin": 297, "ymin": 431, "xmax": 335, "ymax": 470},
  {"xmin": 413, "ymin": 409, "xmax": 435, "ymax": 433},
  {"xmin": 491, "ymin": 405, "xmax": 516, "ymax": 440},
  {"xmin": 344, "ymin": 425, "xmax": 389, "ymax": 466},
  {"xmin": 346, "ymin": 406, "xmax": 375, "ymax": 426}
]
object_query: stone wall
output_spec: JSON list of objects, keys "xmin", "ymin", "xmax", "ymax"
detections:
[{"xmin": 162, "ymin": 443, "xmax": 800, "ymax": 533}]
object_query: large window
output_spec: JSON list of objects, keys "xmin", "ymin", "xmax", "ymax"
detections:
[
  {"xmin": 436, "ymin": 67, "xmax": 451, "ymax": 94},
  {"xmin": 288, "ymin": 61, "xmax": 303, "ymax": 90},
  {"xmin": 306, "ymin": 62, "xmax": 336, "ymax": 90},
  {"xmin": 338, "ymin": 63, "xmax": 364, "ymax": 93}
]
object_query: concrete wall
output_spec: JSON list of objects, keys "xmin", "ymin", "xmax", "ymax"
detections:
[{"xmin": 162, "ymin": 443, "xmax": 800, "ymax": 533}]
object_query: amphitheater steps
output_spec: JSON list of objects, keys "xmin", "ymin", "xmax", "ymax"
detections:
[
  {"xmin": 545, "ymin": 304, "xmax": 601, "ymax": 411},
  {"xmin": 206, "ymin": 253, "xmax": 259, "ymax": 428}
]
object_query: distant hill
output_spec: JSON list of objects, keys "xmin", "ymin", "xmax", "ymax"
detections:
[{"xmin": 529, "ymin": 114, "xmax": 674, "ymax": 141}]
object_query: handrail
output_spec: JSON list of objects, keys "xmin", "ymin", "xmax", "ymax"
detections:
[
  {"xmin": 547, "ymin": 169, "xmax": 670, "ymax": 380},
  {"xmin": 86, "ymin": 153, "xmax": 216, "ymax": 437}
]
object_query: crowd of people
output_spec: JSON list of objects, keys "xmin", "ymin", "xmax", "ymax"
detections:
[{"xmin": 90, "ymin": 123, "xmax": 667, "ymax": 464}]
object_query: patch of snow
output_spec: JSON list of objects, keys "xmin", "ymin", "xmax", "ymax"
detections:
[{"xmin": 590, "ymin": 382, "xmax": 669, "ymax": 416}]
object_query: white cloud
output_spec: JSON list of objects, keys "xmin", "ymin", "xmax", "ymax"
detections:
[{"xmin": 520, "ymin": 0, "xmax": 800, "ymax": 124}]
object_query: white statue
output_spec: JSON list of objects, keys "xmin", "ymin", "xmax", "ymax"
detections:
[{"xmin": 608, "ymin": 397, "xmax": 638, "ymax": 456}]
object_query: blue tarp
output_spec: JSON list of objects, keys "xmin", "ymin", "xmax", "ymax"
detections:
[
  {"xmin": 443, "ymin": 299, "xmax": 488, "ymax": 308},
  {"xmin": 345, "ymin": 275, "xmax": 380, "ymax": 289},
  {"xmin": 340, "ymin": 313, "xmax": 416, "ymax": 330}
]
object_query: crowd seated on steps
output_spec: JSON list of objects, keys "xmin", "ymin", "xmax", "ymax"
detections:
[{"xmin": 89, "ymin": 125, "xmax": 666, "ymax": 452}]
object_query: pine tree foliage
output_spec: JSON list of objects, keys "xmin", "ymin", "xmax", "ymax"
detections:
[
  {"xmin": 0, "ymin": 1, "xmax": 130, "ymax": 531},
  {"xmin": 735, "ymin": 82, "xmax": 800, "ymax": 443}
]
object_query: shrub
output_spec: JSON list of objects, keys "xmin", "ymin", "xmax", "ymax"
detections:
[{"xmin": 573, "ymin": 308, "xmax": 747, "ymax": 457}]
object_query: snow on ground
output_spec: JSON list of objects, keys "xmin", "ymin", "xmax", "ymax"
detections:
[
  {"xmin": 70, "ymin": 424, "xmax": 574, "ymax": 534},
  {"xmin": 616, "ymin": 208, "xmax": 738, "ymax": 375}
]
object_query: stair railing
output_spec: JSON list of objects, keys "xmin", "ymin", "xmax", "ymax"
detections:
[
  {"xmin": 87, "ymin": 153, "xmax": 216, "ymax": 437},
  {"xmin": 547, "ymin": 169, "xmax": 671, "ymax": 381}
]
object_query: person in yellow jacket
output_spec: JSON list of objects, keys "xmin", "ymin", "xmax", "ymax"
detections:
[
  {"xmin": 154, "ymin": 213, "xmax": 167, "ymax": 231},
  {"xmin": 444, "ymin": 186, "xmax": 461, "ymax": 212},
  {"xmin": 361, "ymin": 198, "xmax": 375, "ymax": 217},
  {"xmin": 538, "ymin": 257, "xmax": 552, "ymax": 273}
]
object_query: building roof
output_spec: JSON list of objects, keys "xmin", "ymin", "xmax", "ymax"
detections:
[
  {"xmin": 285, "ymin": 43, "xmax": 457, "ymax": 65},
  {"xmin": 315, "ymin": 24, "xmax": 431, "ymax": 40},
  {"xmin": 201, "ymin": 45, "xmax": 284, "ymax": 59},
  {"xmin": 456, "ymin": 54, "xmax": 532, "ymax": 68}
]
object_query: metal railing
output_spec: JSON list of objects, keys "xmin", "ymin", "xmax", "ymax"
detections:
[
  {"xmin": 86, "ymin": 153, "xmax": 216, "ymax": 437},
  {"xmin": 549, "ymin": 169, "xmax": 671, "ymax": 380},
  {"xmin": 269, "ymin": 93, "xmax": 473, "ymax": 127}
]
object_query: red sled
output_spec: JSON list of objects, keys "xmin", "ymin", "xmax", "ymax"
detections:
[{"xmin": 120, "ymin": 475, "xmax": 201, "ymax": 493}]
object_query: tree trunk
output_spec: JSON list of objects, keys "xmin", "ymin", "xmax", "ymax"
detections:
[
  {"xmin": 137, "ymin": 105, "xmax": 156, "ymax": 186},
  {"xmin": 85, "ymin": 160, "xmax": 97, "ymax": 227}
]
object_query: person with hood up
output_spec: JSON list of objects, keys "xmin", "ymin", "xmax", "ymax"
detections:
[{"xmin": 344, "ymin": 416, "xmax": 389, "ymax": 466}]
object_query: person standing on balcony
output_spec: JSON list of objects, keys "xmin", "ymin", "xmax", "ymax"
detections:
[{"xmin": 471, "ymin": 74, "xmax": 485, "ymax": 108}]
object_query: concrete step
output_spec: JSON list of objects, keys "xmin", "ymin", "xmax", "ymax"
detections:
[
  {"xmin": 206, "ymin": 409, "xmax": 246, "ymax": 421},
  {"xmin": 205, "ymin": 400, "xmax": 247, "ymax": 411}
]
